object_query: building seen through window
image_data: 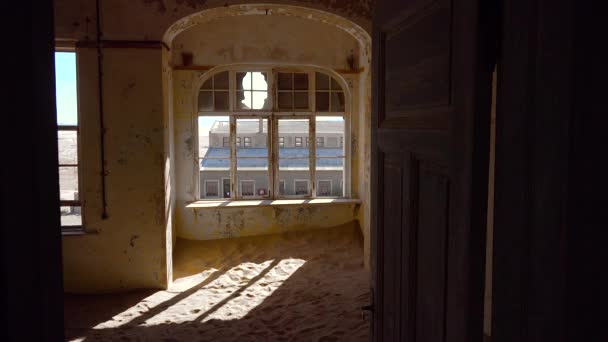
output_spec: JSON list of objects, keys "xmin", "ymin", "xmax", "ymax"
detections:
[{"xmin": 198, "ymin": 69, "xmax": 346, "ymax": 200}]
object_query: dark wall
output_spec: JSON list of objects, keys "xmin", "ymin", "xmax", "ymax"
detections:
[{"xmin": 0, "ymin": 1, "xmax": 64, "ymax": 341}]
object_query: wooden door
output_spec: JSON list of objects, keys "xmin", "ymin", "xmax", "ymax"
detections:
[{"xmin": 371, "ymin": 0, "xmax": 496, "ymax": 341}]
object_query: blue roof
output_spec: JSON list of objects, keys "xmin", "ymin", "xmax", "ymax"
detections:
[{"xmin": 201, "ymin": 148, "xmax": 344, "ymax": 169}]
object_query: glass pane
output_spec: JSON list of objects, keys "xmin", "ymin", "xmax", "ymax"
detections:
[
  {"xmin": 236, "ymin": 91, "xmax": 250, "ymax": 109},
  {"xmin": 316, "ymin": 92, "xmax": 330, "ymax": 111},
  {"xmin": 203, "ymin": 181, "xmax": 220, "ymax": 197},
  {"xmin": 315, "ymin": 72, "xmax": 330, "ymax": 91},
  {"xmin": 215, "ymin": 91, "xmax": 229, "ymax": 110},
  {"xmin": 236, "ymin": 118, "xmax": 269, "ymax": 198},
  {"xmin": 294, "ymin": 73, "xmax": 309, "ymax": 90},
  {"xmin": 236, "ymin": 72, "xmax": 247, "ymax": 90},
  {"xmin": 61, "ymin": 207, "xmax": 82, "ymax": 227},
  {"xmin": 201, "ymin": 77, "xmax": 213, "ymax": 90},
  {"xmin": 278, "ymin": 92, "xmax": 292, "ymax": 110},
  {"xmin": 317, "ymin": 180, "xmax": 333, "ymax": 197},
  {"xmin": 198, "ymin": 91, "xmax": 213, "ymax": 111},
  {"xmin": 316, "ymin": 116, "xmax": 345, "ymax": 149},
  {"xmin": 214, "ymin": 71, "xmax": 229, "ymax": 89},
  {"xmin": 237, "ymin": 119, "xmax": 268, "ymax": 156},
  {"xmin": 199, "ymin": 116, "xmax": 230, "ymax": 199},
  {"xmin": 294, "ymin": 92, "xmax": 309, "ymax": 110},
  {"xmin": 237, "ymin": 166, "xmax": 269, "ymax": 198},
  {"xmin": 58, "ymin": 130, "xmax": 78, "ymax": 164},
  {"xmin": 252, "ymin": 91, "xmax": 270, "ymax": 110},
  {"xmin": 331, "ymin": 77, "xmax": 342, "ymax": 91},
  {"xmin": 55, "ymin": 52, "xmax": 78, "ymax": 125},
  {"xmin": 331, "ymin": 92, "xmax": 345, "ymax": 112},
  {"xmin": 278, "ymin": 119, "xmax": 310, "ymax": 196},
  {"xmin": 316, "ymin": 116, "xmax": 345, "ymax": 197},
  {"xmin": 278, "ymin": 73, "xmax": 292, "ymax": 90},
  {"xmin": 59, "ymin": 166, "xmax": 79, "ymax": 201}
]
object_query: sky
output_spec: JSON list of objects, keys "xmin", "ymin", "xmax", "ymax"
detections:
[{"xmin": 55, "ymin": 52, "xmax": 78, "ymax": 125}]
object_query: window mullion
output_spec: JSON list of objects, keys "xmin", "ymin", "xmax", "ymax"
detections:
[
  {"xmin": 272, "ymin": 115, "xmax": 279, "ymax": 199},
  {"xmin": 230, "ymin": 116, "xmax": 237, "ymax": 200},
  {"xmin": 309, "ymin": 116, "xmax": 316, "ymax": 197}
]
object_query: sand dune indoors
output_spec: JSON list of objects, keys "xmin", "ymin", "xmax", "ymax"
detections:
[{"xmin": 64, "ymin": 225, "xmax": 370, "ymax": 341}]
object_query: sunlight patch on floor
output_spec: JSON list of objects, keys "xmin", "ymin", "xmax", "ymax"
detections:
[{"xmin": 91, "ymin": 259, "xmax": 306, "ymax": 330}]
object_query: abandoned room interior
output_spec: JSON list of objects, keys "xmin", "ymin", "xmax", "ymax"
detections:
[{"xmin": 2, "ymin": 0, "xmax": 605, "ymax": 341}]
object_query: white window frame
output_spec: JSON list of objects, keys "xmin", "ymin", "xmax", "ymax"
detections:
[
  {"xmin": 222, "ymin": 136, "xmax": 229, "ymax": 147},
  {"xmin": 279, "ymin": 179, "xmax": 286, "ymax": 195},
  {"xmin": 317, "ymin": 179, "xmax": 333, "ymax": 197},
  {"xmin": 204, "ymin": 180, "xmax": 220, "ymax": 198},
  {"xmin": 194, "ymin": 65, "xmax": 351, "ymax": 201}
]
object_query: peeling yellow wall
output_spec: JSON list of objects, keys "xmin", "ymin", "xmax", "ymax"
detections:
[
  {"xmin": 62, "ymin": 48, "xmax": 169, "ymax": 293},
  {"xmin": 55, "ymin": 1, "xmax": 371, "ymax": 292},
  {"xmin": 180, "ymin": 203, "xmax": 360, "ymax": 240}
]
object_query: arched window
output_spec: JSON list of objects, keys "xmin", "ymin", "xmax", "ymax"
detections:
[{"xmin": 196, "ymin": 67, "xmax": 348, "ymax": 200}]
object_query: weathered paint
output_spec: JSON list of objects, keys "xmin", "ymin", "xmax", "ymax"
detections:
[
  {"xmin": 62, "ymin": 48, "xmax": 170, "ymax": 293},
  {"xmin": 171, "ymin": 12, "xmax": 371, "ymax": 253},
  {"xmin": 54, "ymin": 1, "xmax": 371, "ymax": 43},
  {"xmin": 177, "ymin": 202, "xmax": 360, "ymax": 240},
  {"xmin": 56, "ymin": 1, "xmax": 372, "ymax": 293}
]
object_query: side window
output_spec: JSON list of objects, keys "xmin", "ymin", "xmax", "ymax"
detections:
[{"xmin": 55, "ymin": 51, "xmax": 82, "ymax": 229}]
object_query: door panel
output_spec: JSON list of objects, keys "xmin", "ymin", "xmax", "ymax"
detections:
[{"xmin": 371, "ymin": 0, "xmax": 494, "ymax": 340}]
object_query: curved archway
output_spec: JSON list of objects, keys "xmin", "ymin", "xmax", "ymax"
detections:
[{"xmin": 162, "ymin": 4, "xmax": 371, "ymax": 61}]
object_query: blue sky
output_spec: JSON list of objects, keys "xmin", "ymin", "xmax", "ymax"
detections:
[{"xmin": 55, "ymin": 52, "xmax": 78, "ymax": 125}]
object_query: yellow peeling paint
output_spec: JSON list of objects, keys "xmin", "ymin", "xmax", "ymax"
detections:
[{"xmin": 177, "ymin": 201, "xmax": 359, "ymax": 240}]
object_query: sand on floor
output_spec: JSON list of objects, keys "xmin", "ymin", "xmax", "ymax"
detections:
[{"xmin": 64, "ymin": 224, "xmax": 370, "ymax": 341}]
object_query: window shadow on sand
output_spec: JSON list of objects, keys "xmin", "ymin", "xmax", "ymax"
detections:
[{"xmin": 64, "ymin": 224, "xmax": 370, "ymax": 342}]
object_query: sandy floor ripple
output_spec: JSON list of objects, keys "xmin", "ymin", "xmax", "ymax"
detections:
[{"xmin": 64, "ymin": 224, "xmax": 370, "ymax": 341}]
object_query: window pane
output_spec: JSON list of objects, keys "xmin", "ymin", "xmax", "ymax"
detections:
[
  {"xmin": 331, "ymin": 92, "xmax": 345, "ymax": 112},
  {"xmin": 294, "ymin": 73, "xmax": 309, "ymax": 90},
  {"xmin": 278, "ymin": 92, "xmax": 292, "ymax": 110},
  {"xmin": 61, "ymin": 207, "xmax": 82, "ymax": 227},
  {"xmin": 236, "ymin": 72, "xmax": 247, "ymax": 90},
  {"xmin": 278, "ymin": 73, "xmax": 292, "ymax": 90},
  {"xmin": 59, "ymin": 166, "xmax": 79, "ymax": 201},
  {"xmin": 58, "ymin": 130, "xmax": 78, "ymax": 165},
  {"xmin": 198, "ymin": 91, "xmax": 213, "ymax": 111},
  {"xmin": 201, "ymin": 77, "xmax": 213, "ymax": 90},
  {"xmin": 215, "ymin": 91, "xmax": 229, "ymax": 110},
  {"xmin": 214, "ymin": 71, "xmax": 229, "ymax": 90},
  {"xmin": 55, "ymin": 52, "xmax": 78, "ymax": 125},
  {"xmin": 331, "ymin": 77, "xmax": 342, "ymax": 91},
  {"xmin": 316, "ymin": 116, "xmax": 345, "ymax": 197},
  {"xmin": 316, "ymin": 92, "xmax": 330, "ymax": 111},
  {"xmin": 236, "ymin": 91, "xmax": 250, "ymax": 109},
  {"xmin": 294, "ymin": 92, "xmax": 309, "ymax": 110},
  {"xmin": 317, "ymin": 180, "xmax": 333, "ymax": 197},
  {"xmin": 315, "ymin": 72, "xmax": 330, "ymax": 91},
  {"xmin": 237, "ymin": 118, "xmax": 269, "ymax": 198},
  {"xmin": 204, "ymin": 181, "xmax": 220, "ymax": 197},
  {"xmin": 199, "ymin": 116, "xmax": 230, "ymax": 199},
  {"xmin": 278, "ymin": 119, "xmax": 310, "ymax": 196}
]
